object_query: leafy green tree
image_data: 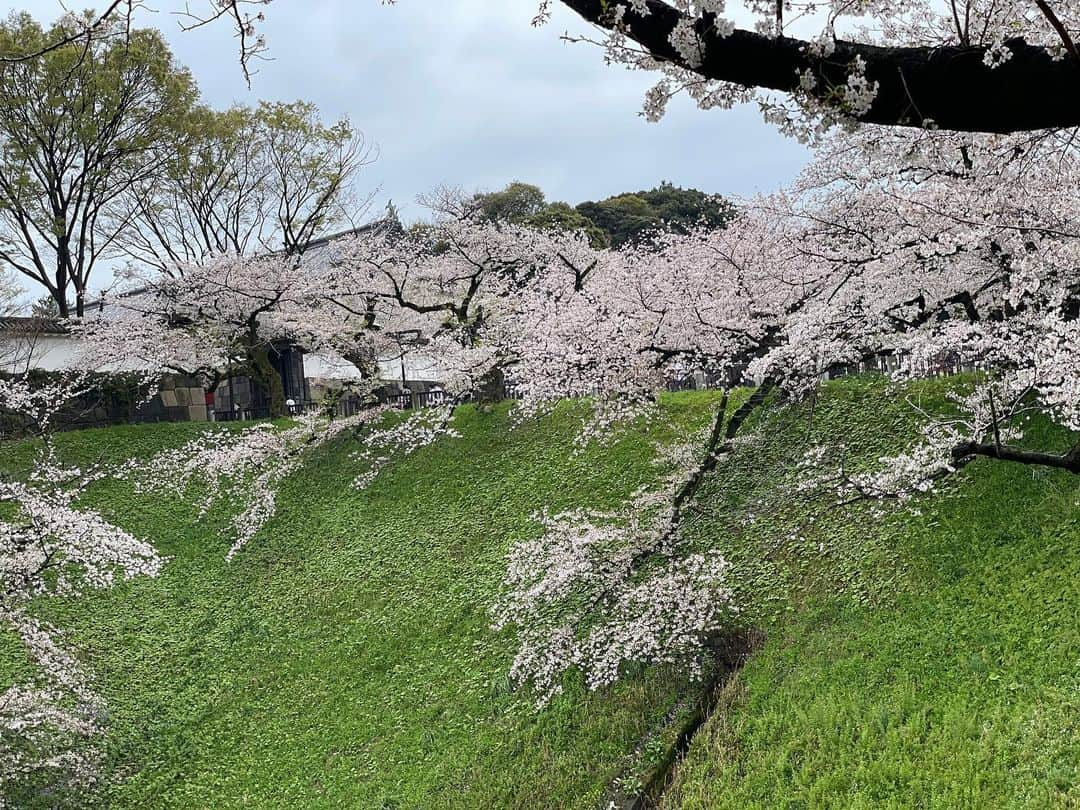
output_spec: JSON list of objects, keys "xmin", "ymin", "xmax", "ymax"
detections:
[
  {"xmin": 576, "ymin": 194, "xmax": 656, "ymax": 247},
  {"xmin": 473, "ymin": 183, "xmax": 607, "ymax": 246},
  {"xmin": 470, "ymin": 181, "xmax": 733, "ymax": 249},
  {"xmin": 523, "ymin": 202, "xmax": 608, "ymax": 248},
  {"xmin": 0, "ymin": 12, "xmax": 196, "ymax": 316},
  {"xmin": 258, "ymin": 100, "xmax": 373, "ymax": 255},
  {"xmin": 473, "ymin": 182, "xmax": 547, "ymax": 224},
  {"xmin": 637, "ymin": 181, "xmax": 736, "ymax": 233},
  {"xmin": 576, "ymin": 182, "xmax": 735, "ymax": 247}
]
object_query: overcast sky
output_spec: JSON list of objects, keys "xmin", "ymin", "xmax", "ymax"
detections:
[{"xmin": 12, "ymin": 0, "xmax": 809, "ymax": 223}]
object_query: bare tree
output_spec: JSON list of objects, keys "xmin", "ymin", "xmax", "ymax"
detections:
[{"xmin": 113, "ymin": 101, "xmax": 376, "ymax": 274}]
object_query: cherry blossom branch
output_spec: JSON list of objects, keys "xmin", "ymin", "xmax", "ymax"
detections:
[
  {"xmin": 560, "ymin": 0, "xmax": 1080, "ymax": 132},
  {"xmin": 1, "ymin": 373, "xmax": 164, "ymax": 795},
  {"xmin": 351, "ymin": 398, "xmax": 465, "ymax": 490},
  {"xmin": 493, "ymin": 380, "xmax": 776, "ymax": 704},
  {"xmin": 1031, "ymin": 0, "xmax": 1079, "ymax": 60},
  {"xmin": 952, "ymin": 438, "xmax": 1080, "ymax": 472},
  {"xmin": 174, "ymin": 1, "xmax": 272, "ymax": 84},
  {"xmin": 123, "ymin": 408, "xmax": 387, "ymax": 560}
]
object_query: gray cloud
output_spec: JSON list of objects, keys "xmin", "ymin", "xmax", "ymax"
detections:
[{"xmin": 9, "ymin": 0, "xmax": 809, "ymax": 222}]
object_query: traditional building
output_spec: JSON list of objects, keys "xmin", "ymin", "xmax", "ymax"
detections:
[
  {"xmin": 0, "ymin": 316, "xmax": 76, "ymax": 373},
  {"xmin": 0, "ymin": 316, "xmax": 211, "ymax": 426},
  {"xmin": 1, "ymin": 220, "xmax": 449, "ymax": 422}
]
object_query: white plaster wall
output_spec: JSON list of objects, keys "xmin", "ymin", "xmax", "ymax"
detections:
[
  {"xmin": 305, "ymin": 350, "xmax": 446, "ymax": 385},
  {"xmin": 0, "ymin": 334, "xmax": 81, "ymax": 373}
]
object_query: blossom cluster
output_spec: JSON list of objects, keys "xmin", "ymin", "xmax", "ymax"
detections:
[
  {"xmin": 123, "ymin": 409, "xmax": 386, "ymax": 559},
  {"xmin": 351, "ymin": 404, "xmax": 460, "ymax": 489},
  {"xmin": 491, "ymin": 499, "xmax": 735, "ymax": 705},
  {"xmin": 1, "ymin": 374, "xmax": 164, "ymax": 798},
  {"xmin": 0, "ymin": 613, "xmax": 103, "ymax": 802}
]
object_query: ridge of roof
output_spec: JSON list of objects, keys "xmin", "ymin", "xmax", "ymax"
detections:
[
  {"xmin": 83, "ymin": 218, "xmax": 392, "ymax": 310},
  {"xmin": 0, "ymin": 315, "xmax": 68, "ymax": 335}
]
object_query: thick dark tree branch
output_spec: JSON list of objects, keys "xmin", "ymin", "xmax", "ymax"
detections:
[
  {"xmin": 952, "ymin": 439, "xmax": 1080, "ymax": 472},
  {"xmin": 560, "ymin": 0, "xmax": 1080, "ymax": 133},
  {"xmin": 658, "ymin": 379, "xmax": 776, "ymax": 548}
]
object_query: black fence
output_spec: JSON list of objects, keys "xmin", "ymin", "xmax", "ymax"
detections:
[
  {"xmin": 384, "ymin": 389, "xmax": 452, "ymax": 411},
  {"xmin": 825, "ymin": 352, "xmax": 986, "ymax": 381},
  {"xmin": 211, "ymin": 399, "xmax": 338, "ymax": 422},
  {"xmin": 209, "ymin": 387, "xmax": 459, "ymax": 422},
  {"xmin": 212, "ymin": 405, "xmax": 272, "ymax": 422},
  {"xmin": 663, "ymin": 368, "xmax": 753, "ymax": 393}
]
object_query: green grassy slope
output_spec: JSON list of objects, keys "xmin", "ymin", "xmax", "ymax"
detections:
[
  {"xmin": 2, "ymin": 379, "xmax": 1078, "ymax": 808},
  {"xmin": 664, "ymin": 379, "xmax": 1080, "ymax": 809},
  {"xmin": 1, "ymin": 397, "xmax": 721, "ymax": 809}
]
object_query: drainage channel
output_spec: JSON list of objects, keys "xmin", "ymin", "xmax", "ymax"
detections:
[{"xmin": 599, "ymin": 629, "xmax": 762, "ymax": 810}]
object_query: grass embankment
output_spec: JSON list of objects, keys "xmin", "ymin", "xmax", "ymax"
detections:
[
  {"xmin": 664, "ymin": 378, "xmax": 1080, "ymax": 809},
  {"xmin": 2, "ymin": 378, "xmax": 1078, "ymax": 808},
  {"xmin": 1, "ymin": 396, "xmax": 720, "ymax": 808}
]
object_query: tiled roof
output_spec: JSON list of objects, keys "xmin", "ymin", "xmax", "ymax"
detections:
[
  {"xmin": 81, "ymin": 219, "xmax": 394, "ymax": 311},
  {"xmin": 0, "ymin": 316, "xmax": 68, "ymax": 335},
  {"xmin": 297, "ymin": 219, "xmax": 392, "ymax": 252}
]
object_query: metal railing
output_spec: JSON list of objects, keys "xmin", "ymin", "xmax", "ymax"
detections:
[
  {"xmin": 208, "ymin": 388, "xmax": 458, "ymax": 422},
  {"xmin": 200, "ymin": 352, "xmax": 995, "ymax": 426}
]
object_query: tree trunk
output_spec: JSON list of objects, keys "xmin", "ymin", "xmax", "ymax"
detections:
[
  {"xmin": 250, "ymin": 345, "xmax": 286, "ymax": 419},
  {"xmin": 53, "ymin": 266, "xmax": 69, "ymax": 318}
]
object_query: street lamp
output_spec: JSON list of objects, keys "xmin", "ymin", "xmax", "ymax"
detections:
[{"xmin": 387, "ymin": 328, "xmax": 424, "ymax": 408}]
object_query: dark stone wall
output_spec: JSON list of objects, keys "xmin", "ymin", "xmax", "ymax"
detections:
[{"xmin": 0, "ymin": 372, "xmax": 207, "ymax": 437}]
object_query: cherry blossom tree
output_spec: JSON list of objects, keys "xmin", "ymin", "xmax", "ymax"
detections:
[
  {"xmin": 510, "ymin": 124, "xmax": 1080, "ymax": 480},
  {"xmin": 489, "ymin": 205, "xmax": 805, "ymax": 698},
  {"xmin": 489, "ymin": 121, "xmax": 1080, "ymax": 700},
  {"xmin": 67, "ymin": 207, "xmax": 608, "ymax": 562},
  {"xmin": 16, "ymin": 123, "xmax": 1080, "ymax": 716},
  {"xmin": 325, "ymin": 211, "xmax": 606, "ymax": 395},
  {"xmin": 74, "ymin": 252, "xmax": 310, "ymax": 416},
  {"xmin": 0, "ymin": 374, "xmax": 163, "ymax": 800},
  {"xmin": 746, "ymin": 127, "xmax": 1080, "ymax": 488},
  {"xmin": 77, "ymin": 205, "xmax": 604, "ymax": 410}
]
